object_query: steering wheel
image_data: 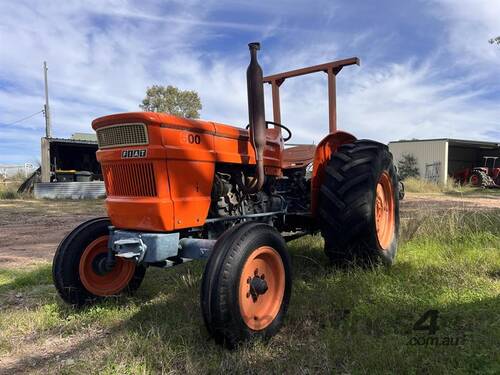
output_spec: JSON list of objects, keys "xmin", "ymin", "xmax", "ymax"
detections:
[{"xmin": 245, "ymin": 121, "xmax": 292, "ymax": 142}]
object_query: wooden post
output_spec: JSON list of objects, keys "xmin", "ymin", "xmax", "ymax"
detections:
[
  {"xmin": 41, "ymin": 137, "xmax": 50, "ymax": 182},
  {"xmin": 43, "ymin": 62, "xmax": 52, "ymax": 138}
]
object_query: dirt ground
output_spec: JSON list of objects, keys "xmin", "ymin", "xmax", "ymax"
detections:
[
  {"xmin": 400, "ymin": 192, "xmax": 500, "ymax": 218},
  {"xmin": 0, "ymin": 200, "xmax": 105, "ymax": 269},
  {"xmin": 0, "ymin": 193, "xmax": 499, "ymax": 269}
]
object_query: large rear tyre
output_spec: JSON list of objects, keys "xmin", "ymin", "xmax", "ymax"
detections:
[
  {"xmin": 201, "ymin": 222, "xmax": 292, "ymax": 348},
  {"xmin": 52, "ymin": 218, "xmax": 146, "ymax": 306},
  {"xmin": 318, "ymin": 140, "xmax": 399, "ymax": 265},
  {"xmin": 469, "ymin": 170, "xmax": 493, "ymax": 188}
]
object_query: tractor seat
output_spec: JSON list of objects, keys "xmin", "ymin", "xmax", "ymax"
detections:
[{"xmin": 282, "ymin": 145, "xmax": 316, "ymax": 169}]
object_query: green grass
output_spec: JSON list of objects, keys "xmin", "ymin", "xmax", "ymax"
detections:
[{"xmin": 0, "ymin": 210, "xmax": 499, "ymax": 374}]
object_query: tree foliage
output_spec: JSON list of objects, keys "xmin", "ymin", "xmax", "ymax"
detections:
[
  {"xmin": 140, "ymin": 85, "xmax": 202, "ymax": 118},
  {"xmin": 488, "ymin": 36, "xmax": 500, "ymax": 45},
  {"xmin": 397, "ymin": 153, "xmax": 420, "ymax": 180}
]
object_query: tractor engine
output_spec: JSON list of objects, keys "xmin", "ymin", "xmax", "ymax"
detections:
[{"xmin": 206, "ymin": 168, "xmax": 286, "ymax": 238}]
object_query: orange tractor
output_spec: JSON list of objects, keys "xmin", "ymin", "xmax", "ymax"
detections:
[{"xmin": 53, "ymin": 43, "xmax": 399, "ymax": 347}]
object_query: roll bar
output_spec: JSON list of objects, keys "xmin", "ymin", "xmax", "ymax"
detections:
[{"xmin": 263, "ymin": 57, "xmax": 360, "ymax": 133}]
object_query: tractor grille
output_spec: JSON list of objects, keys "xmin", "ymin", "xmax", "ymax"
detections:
[
  {"xmin": 96, "ymin": 123, "xmax": 148, "ymax": 149},
  {"xmin": 102, "ymin": 162, "xmax": 157, "ymax": 197}
]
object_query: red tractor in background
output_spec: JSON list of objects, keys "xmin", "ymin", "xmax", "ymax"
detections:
[
  {"xmin": 453, "ymin": 156, "xmax": 500, "ymax": 188},
  {"xmin": 53, "ymin": 43, "xmax": 400, "ymax": 347}
]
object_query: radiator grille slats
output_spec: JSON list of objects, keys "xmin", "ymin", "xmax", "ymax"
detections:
[
  {"xmin": 102, "ymin": 163, "xmax": 157, "ymax": 197},
  {"xmin": 97, "ymin": 123, "xmax": 148, "ymax": 148}
]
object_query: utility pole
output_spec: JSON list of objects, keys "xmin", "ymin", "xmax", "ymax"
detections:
[
  {"xmin": 43, "ymin": 61, "xmax": 52, "ymax": 138},
  {"xmin": 41, "ymin": 61, "xmax": 52, "ymax": 182}
]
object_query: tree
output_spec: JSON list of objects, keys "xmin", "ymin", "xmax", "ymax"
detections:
[
  {"xmin": 488, "ymin": 36, "xmax": 500, "ymax": 45},
  {"xmin": 397, "ymin": 153, "xmax": 420, "ymax": 180},
  {"xmin": 140, "ymin": 85, "xmax": 202, "ymax": 118}
]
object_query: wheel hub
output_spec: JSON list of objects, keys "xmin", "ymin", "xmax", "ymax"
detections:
[
  {"xmin": 249, "ymin": 272, "xmax": 268, "ymax": 301},
  {"xmin": 79, "ymin": 236, "xmax": 136, "ymax": 296},
  {"xmin": 91, "ymin": 253, "xmax": 114, "ymax": 276},
  {"xmin": 239, "ymin": 246, "xmax": 286, "ymax": 330}
]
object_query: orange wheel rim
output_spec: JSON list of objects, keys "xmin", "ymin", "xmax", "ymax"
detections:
[
  {"xmin": 470, "ymin": 175, "xmax": 479, "ymax": 185},
  {"xmin": 375, "ymin": 172, "xmax": 395, "ymax": 250},
  {"xmin": 79, "ymin": 236, "xmax": 135, "ymax": 296},
  {"xmin": 239, "ymin": 246, "xmax": 285, "ymax": 331}
]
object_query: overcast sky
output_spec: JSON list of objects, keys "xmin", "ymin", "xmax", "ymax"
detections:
[{"xmin": 0, "ymin": 0, "xmax": 499, "ymax": 164}]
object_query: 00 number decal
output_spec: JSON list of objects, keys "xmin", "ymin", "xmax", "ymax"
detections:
[{"xmin": 182, "ymin": 133, "xmax": 201, "ymax": 145}]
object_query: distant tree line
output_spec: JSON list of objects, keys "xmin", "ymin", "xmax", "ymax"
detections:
[{"xmin": 488, "ymin": 36, "xmax": 500, "ymax": 45}]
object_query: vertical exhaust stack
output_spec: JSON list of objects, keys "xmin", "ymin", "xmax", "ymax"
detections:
[{"xmin": 246, "ymin": 42, "xmax": 266, "ymax": 192}]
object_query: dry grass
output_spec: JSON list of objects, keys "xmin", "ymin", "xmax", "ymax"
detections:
[
  {"xmin": 404, "ymin": 178, "xmax": 500, "ymax": 198},
  {"xmin": 0, "ymin": 183, "xmax": 20, "ymax": 200},
  {"xmin": 403, "ymin": 177, "xmax": 467, "ymax": 194}
]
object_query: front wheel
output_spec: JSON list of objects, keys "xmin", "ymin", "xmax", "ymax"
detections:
[
  {"xmin": 52, "ymin": 218, "xmax": 146, "ymax": 306},
  {"xmin": 318, "ymin": 140, "xmax": 400, "ymax": 265},
  {"xmin": 201, "ymin": 222, "xmax": 292, "ymax": 348}
]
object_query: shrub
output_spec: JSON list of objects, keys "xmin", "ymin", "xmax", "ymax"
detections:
[
  {"xmin": 397, "ymin": 153, "xmax": 420, "ymax": 180},
  {"xmin": 0, "ymin": 190, "xmax": 19, "ymax": 199}
]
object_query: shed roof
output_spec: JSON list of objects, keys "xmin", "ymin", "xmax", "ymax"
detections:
[
  {"xmin": 44, "ymin": 137, "xmax": 97, "ymax": 146},
  {"xmin": 71, "ymin": 132, "xmax": 97, "ymax": 142},
  {"xmin": 389, "ymin": 138, "xmax": 499, "ymax": 148}
]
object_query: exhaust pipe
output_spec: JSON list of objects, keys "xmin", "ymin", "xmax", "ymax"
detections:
[{"xmin": 246, "ymin": 42, "xmax": 266, "ymax": 192}]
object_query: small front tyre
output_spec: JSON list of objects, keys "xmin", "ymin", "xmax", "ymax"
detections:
[
  {"xmin": 201, "ymin": 222, "xmax": 292, "ymax": 348},
  {"xmin": 52, "ymin": 218, "xmax": 146, "ymax": 306}
]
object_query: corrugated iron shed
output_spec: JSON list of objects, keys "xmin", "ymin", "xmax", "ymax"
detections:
[{"xmin": 34, "ymin": 181, "xmax": 105, "ymax": 199}]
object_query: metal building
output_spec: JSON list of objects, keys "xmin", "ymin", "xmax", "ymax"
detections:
[
  {"xmin": 36, "ymin": 133, "xmax": 105, "ymax": 199},
  {"xmin": 388, "ymin": 138, "xmax": 500, "ymax": 184},
  {"xmin": 40, "ymin": 133, "xmax": 101, "ymax": 182}
]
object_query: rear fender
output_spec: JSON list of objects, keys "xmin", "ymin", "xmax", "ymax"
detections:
[
  {"xmin": 473, "ymin": 167, "xmax": 488, "ymax": 173},
  {"xmin": 311, "ymin": 131, "xmax": 356, "ymax": 216}
]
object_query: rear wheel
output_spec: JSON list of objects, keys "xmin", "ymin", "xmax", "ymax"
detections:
[
  {"xmin": 469, "ymin": 170, "xmax": 493, "ymax": 188},
  {"xmin": 53, "ymin": 218, "xmax": 146, "ymax": 306},
  {"xmin": 318, "ymin": 140, "xmax": 399, "ymax": 265},
  {"xmin": 201, "ymin": 222, "xmax": 292, "ymax": 347}
]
